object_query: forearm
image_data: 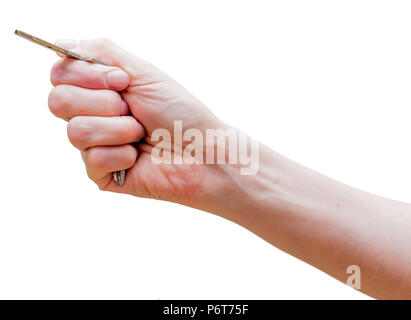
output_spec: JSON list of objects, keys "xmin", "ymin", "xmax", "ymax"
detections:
[
  {"xmin": 207, "ymin": 144, "xmax": 411, "ymax": 299},
  {"xmin": 48, "ymin": 38, "xmax": 411, "ymax": 299}
]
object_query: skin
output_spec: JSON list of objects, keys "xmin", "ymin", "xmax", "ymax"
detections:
[{"xmin": 48, "ymin": 38, "xmax": 411, "ymax": 299}]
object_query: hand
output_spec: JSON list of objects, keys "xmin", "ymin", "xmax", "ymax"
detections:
[
  {"xmin": 48, "ymin": 38, "xmax": 411, "ymax": 300},
  {"xmin": 48, "ymin": 38, "xmax": 227, "ymax": 208}
]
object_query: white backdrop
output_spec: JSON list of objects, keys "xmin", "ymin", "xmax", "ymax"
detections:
[{"xmin": 1, "ymin": 0, "xmax": 410, "ymax": 299}]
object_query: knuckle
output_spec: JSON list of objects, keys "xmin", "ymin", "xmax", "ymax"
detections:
[
  {"xmin": 48, "ymin": 85, "xmax": 69, "ymax": 118},
  {"xmin": 67, "ymin": 117, "xmax": 90, "ymax": 149}
]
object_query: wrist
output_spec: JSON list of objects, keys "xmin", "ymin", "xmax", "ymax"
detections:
[
  {"xmin": 196, "ymin": 142, "xmax": 283, "ymax": 225},
  {"xmin": 201, "ymin": 142, "xmax": 345, "ymax": 230}
]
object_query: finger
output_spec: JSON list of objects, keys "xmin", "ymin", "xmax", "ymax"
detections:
[
  {"xmin": 49, "ymin": 85, "xmax": 130, "ymax": 121},
  {"xmin": 54, "ymin": 38, "xmax": 165, "ymax": 86},
  {"xmin": 67, "ymin": 116, "xmax": 145, "ymax": 150},
  {"xmin": 51, "ymin": 58, "xmax": 130, "ymax": 90},
  {"xmin": 81, "ymin": 144, "xmax": 137, "ymax": 184},
  {"xmin": 55, "ymin": 38, "xmax": 141, "ymax": 71},
  {"xmin": 54, "ymin": 39, "xmax": 78, "ymax": 59},
  {"xmin": 55, "ymin": 39, "xmax": 78, "ymax": 52}
]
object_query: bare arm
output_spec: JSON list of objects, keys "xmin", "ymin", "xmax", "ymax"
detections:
[
  {"xmin": 205, "ymin": 144, "xmax": 411, "ymax": 299},
  {"xmin": 48, "ymin": 38, "xmax": 411, "ymax": 299}
]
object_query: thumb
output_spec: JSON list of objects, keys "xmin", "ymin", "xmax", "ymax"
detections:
[{"xmin": 56, "ymin": 38, "xmax": 166, "ymax": 85}]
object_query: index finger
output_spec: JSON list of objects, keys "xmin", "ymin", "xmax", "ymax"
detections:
[{"xmin": 50, "ymin": 58, "xmax": 130, "ymax": 91}]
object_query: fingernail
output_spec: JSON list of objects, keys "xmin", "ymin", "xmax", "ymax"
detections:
[
  {"xmin": 105, "ymin": 69, "xmax": 130, "ymax": 90},
  {"xmin": 55, "ymin": 39, "xmax": 79, "ymax": 50}
]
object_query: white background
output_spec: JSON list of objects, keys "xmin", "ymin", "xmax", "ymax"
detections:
[{"xmin": 0, "ymin": 0, "xmax": 410, "ymax": 299}]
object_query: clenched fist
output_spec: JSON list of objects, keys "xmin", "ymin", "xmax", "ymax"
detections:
[
  {"xmin": 48, "ymin": 38, "xmax": 227, "ymax": 208},
  {"xmin": 46, "ymin": 37, "xmax": 411, "ymax": 300}
]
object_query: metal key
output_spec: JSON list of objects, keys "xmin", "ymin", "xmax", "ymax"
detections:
[{"xmin": 15, "ymin": 30, "xmax": 126, "ymax": 187}]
